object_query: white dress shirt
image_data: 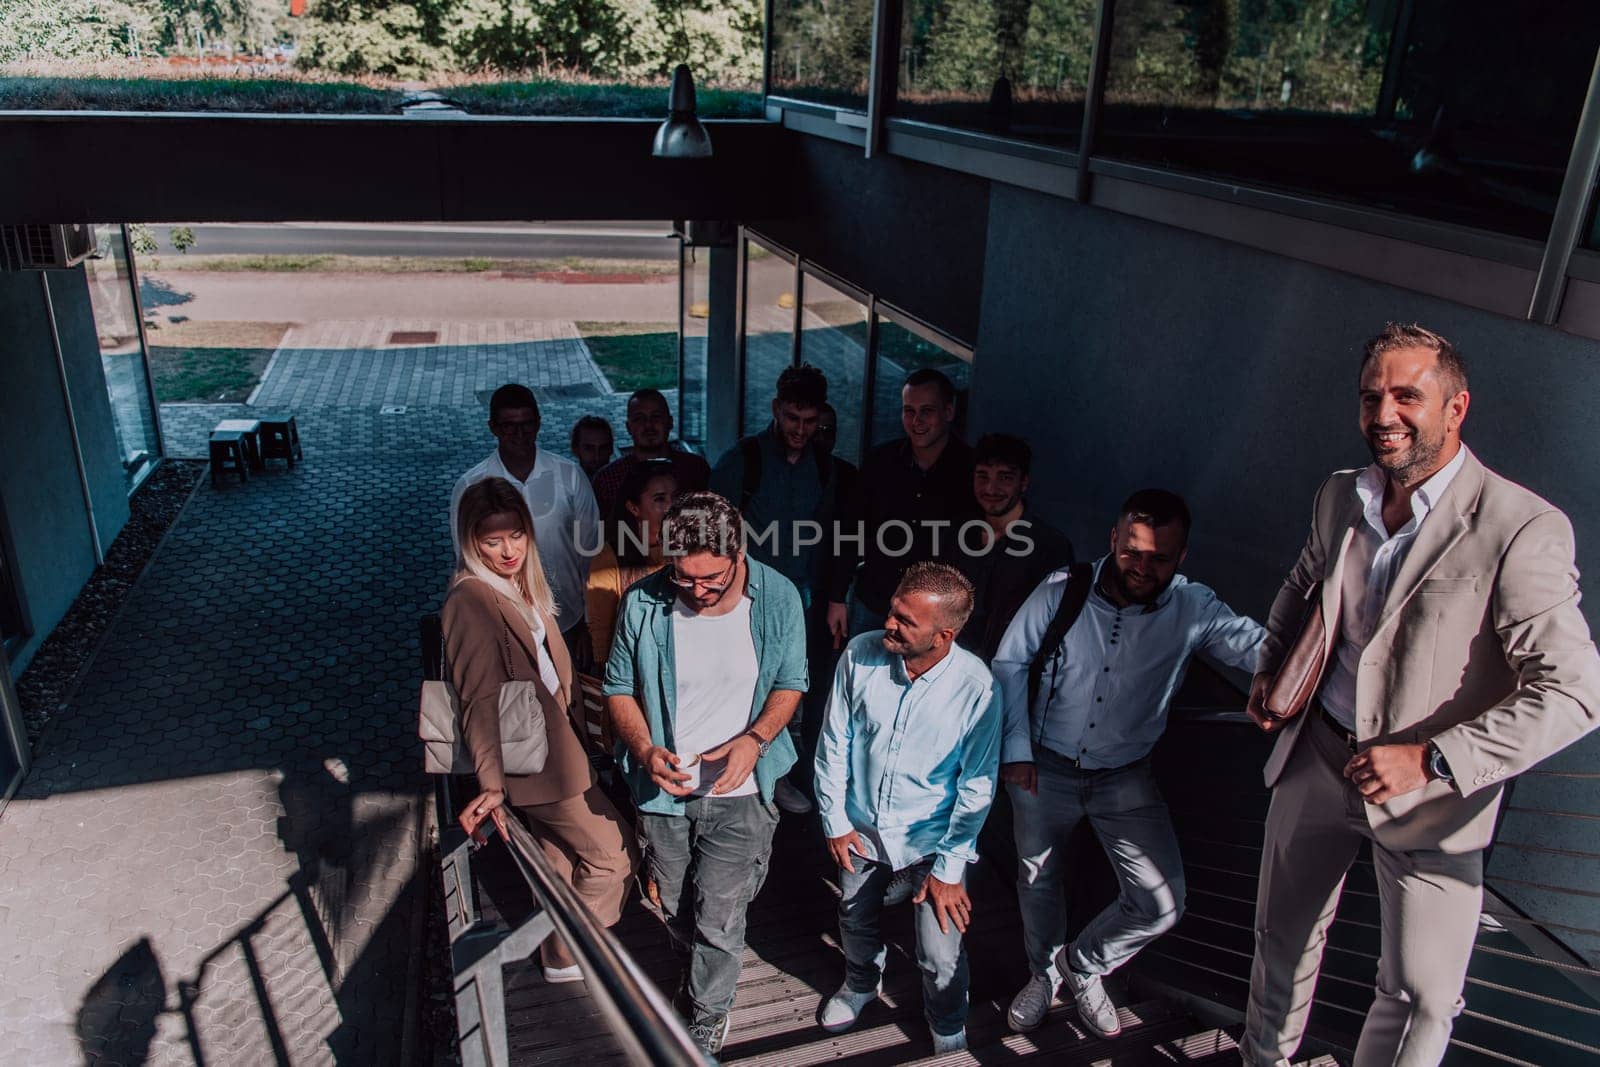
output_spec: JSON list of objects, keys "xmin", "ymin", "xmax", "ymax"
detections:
[
  {"xmin": 993, "ymin": 558, "xmax": 1265, "ymax": 768},
  {"xmin": 449, "ymin": 448, "xmax": 601, "ymax": 628},
  {"xmin": 1319, "ymin": 446, "xmax": 1468, "ymax": 731}
]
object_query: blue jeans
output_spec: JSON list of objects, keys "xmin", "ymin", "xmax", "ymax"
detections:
[
  {"xmin": 639, "ymin": 795, "xmax": 779, "ymax": 1025},
  {"xmin": 837, "ymin": 856, "xmax": 970, "ymax": 1037},
  {"xmin": 1011, "ymin": 750, "xmax": 1186, "ymax": 982}
]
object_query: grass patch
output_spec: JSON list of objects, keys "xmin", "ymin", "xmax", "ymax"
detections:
[
  {"xmin": 149, "ymin": 346, "xmax": 276, "ymax": 403},
  {"xmin": 145, "ymin": 254, "xmax": 677, "ymax": 275},
  {"xmin": 0, "ymin": 75, "xmax": 760, "ymax": 117},
  {"xmin": 576, "ymin": 321, "xmax": 677, "ymax": 391}
]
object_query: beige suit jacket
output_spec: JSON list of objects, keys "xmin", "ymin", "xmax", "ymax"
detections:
[
  {"xmin": 1259, "ymin": 447, "xmax": 1600, "ymax": 853},
  {"xmin": 441, "ymin": 576, "xmax": 592, "ymax": 807}
]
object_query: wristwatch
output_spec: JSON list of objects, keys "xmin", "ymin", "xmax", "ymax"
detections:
[
  {"xmin": 1426, "ymin": 741, "xmax": 1454, "ymax": 784},
  {"xmin": 744, "ymin": 730, "xmax": 772, "ymax": 759}
]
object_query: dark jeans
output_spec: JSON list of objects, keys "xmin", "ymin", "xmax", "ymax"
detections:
[
  {"xmin": 837, "ymin": 856, "xmax": 970, "ymax": 1037},
  {"xmin": 639, "ymin": 795, "xmax": 779, "ymax": 1025},
  {"xmin": 788, "ymin": 598, "xmax": 838, "ymax": 794}
]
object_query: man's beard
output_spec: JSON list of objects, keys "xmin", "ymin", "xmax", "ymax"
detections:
[
  {"xmin": 1367, "ymin": 425, "xmax": 1445, "ymax": 485},
  {"xmin": 1106, "ymin": 555, "xmax": 1174, "ymax": 605}
]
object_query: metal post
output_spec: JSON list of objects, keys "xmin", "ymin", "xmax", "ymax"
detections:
[
  {"xmin": 677, "ymin": 237, "xmax": 688, "ymax": 440},
  {"xmin": 1374, "ymin": 0, "xmax": 1415, "ymax": 124},
  {"xmin": 790, "ymin": 262, "xmax": 804, "ymax": 367},
  {"xmin": 41, "ymin": 273, "xmax": 105, "ymax": 566},
  {"xmin": 734, "ymin": 230, "xmax": 749, "ymax": 438},
  {"xmin": 1529, "ymin": 46, "xmax": 1600, "ymax": 325},
  {"xmin": 0, "ymin": 639, "xmax": 30, "ymax": 815},
  {"xmin": 864, "ymin": 0, "xmax": 899, "ymax": 158},
  {"xmin": 1076, "ymin": 0, "xmax": 1118, "ymax": 203},
  {"xmin": 120, "ymin": 223, "xmax": 166, "ymax": 458},
  {"xmin": 860, "ymin": 302, "xmax": 880, "ymax": 459}
]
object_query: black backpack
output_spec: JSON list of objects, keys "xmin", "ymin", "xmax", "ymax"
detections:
[
  {"xmin": 738, "ymin": 435, "xmax": 835, "ymax": 512},
  {"xmin": 1026, "ymin": 563, "xmax": 1095, "ymax": 712}
]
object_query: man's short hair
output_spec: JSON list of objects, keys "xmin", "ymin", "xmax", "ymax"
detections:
[
  {"xmin": 1361, "ymin": 323, "xmax": 1469, "ymax": 397},
  {"xmin": 569, "ymin": 414, "xmax": 612, "ymax": 451},
  {"xmin": 895, "ymin": 561, "xmax": 976, "ymax": 630},
  {"xmin": 974, "ymin": 433, "xmax": 1032, "ymax": 476},
  {"xmin": 664, "ymin": 491, "xmax": 744, "ymax": 558},
  {"xmin": 903, "ymin": 367, "xmax": 956, "ymax": 406},
  {"xmin": 629, "ymin": 387, "xmax": 671, "ymax": 413},
  {"xmin": 775, "ymin": 363, "xmax": 828, "ymax": 409},
  {"xmin": 1119, "ymin": 489, "xmax": 1192, "ymax": 541},
  {"xmin": 489, "ymin": 384, "xmax": 539, "ymax": 422}
]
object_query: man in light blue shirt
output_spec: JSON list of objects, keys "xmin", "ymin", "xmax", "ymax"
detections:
[
  {"xmin": 814, "ymin": 562, "xmax": 1002, "ymax": 1055},
  {"xmin": 991, "ymin": 490, "xmax": 1264, "ymax": 1039}
]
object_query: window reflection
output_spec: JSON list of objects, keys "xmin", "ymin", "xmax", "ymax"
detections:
[
  {"xmin": 870, "ymin": 316, "xmax": 971, "ymax": 450},
  {"xmin": 769, "ymin": 0, "xmax": 877, "ymax": 110},
  {"xmin": 85, "ymin": 225, "xmax": 160, "ymax": 491},
  {"xmin": 798, "ymin": 274, "xmax": 869, "ymax": 464},
  {"xmin": 742, "ymin": 241, "xmax": 798, "ymax": 435},
  {"xmin": 1099, "ymin": 0, "xmax": 1600, "ymax": 240},
  {"xmin": 895, "ymin": 0, "xmax": 1096, "ymax": 147}
]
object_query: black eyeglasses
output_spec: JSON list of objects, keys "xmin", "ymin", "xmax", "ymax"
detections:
[{"xmin": 669, "ymin": 556, "xmax": 737, "ymax": 594}]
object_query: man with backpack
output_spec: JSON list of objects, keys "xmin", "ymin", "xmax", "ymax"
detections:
[
  {"xmin": 990, "ymin": 489, "xmax": 1264, "ymax": 1038},
  {"xmin": 710, "ymin": 364, "xmax": 838, "ymax": 813}
]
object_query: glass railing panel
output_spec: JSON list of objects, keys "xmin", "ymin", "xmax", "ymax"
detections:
[
  {"xmin": 85, "ymin": 225, "xmax": 160, "ymax": 489},
  {"xmin": 742, "ymin": 240, "xmax": 798, "ymax": 436},
  {"xmin": 869, "ymin": 315, "xmax": 971, "ymax": 450},
  {"xmin": 798, "ymin": 273, "xmax": 869, "ymax": 464}
]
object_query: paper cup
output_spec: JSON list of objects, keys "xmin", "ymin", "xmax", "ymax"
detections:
[{"xmin": 677, "ymin": 754, "xmax": 702, "ymax": 793}]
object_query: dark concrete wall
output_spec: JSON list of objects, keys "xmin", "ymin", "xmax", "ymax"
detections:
[
  {"xmin": 0, "ymin": 267, "xmax": 129, "ymax": 674},
  {"xmin": 753, "ymin": 137, "xmax": 991, "ymax": 344}
]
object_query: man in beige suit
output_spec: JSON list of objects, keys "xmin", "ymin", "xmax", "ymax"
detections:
[{"xmin": 1242, "ymin": 323, "xmax": 1600, "ymax": 1066}]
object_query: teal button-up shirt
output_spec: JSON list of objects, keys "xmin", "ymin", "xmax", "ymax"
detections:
[
  {"xmin": 814, "ymin": 632, "xmax": 1002, "ymax": 883},
  {"xmin": 603, "ymin": 556, "xmax": 808, "ymax": 815}
]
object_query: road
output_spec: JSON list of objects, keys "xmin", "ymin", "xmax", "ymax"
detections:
[{"xmin": 149, "ymin": 221, "xmax": 678, "ymax": 259}]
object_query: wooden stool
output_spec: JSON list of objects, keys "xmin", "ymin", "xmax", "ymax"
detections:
[
  {"xmin": 255, "ymin": 413, "xmax": 302, "ymax": 469},
  {"xmin": 209, "ymin": 430, "xmax": 250, "ymax": 487},
  {"xmin": 213, "ymin": 418, "xmax": 263, "ymax": 471}
]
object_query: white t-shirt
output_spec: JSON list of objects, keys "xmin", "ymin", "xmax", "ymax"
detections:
[{"xmin": 671, "ymin": 596, "xmax": 760, "ymax": 798}]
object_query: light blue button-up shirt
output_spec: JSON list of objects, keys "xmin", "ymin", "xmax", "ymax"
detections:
[
  {"xmin": 814, "ymin": 632, "xmax": 1002, "ymax": 883},
  {"xmin": 993, "ymin": 558, "xmax": 1265, "ymax": 768}
]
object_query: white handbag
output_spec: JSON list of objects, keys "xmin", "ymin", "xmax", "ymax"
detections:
[{"xmin": 419, "ymin": 621, "xmax": 549, "ymax": 776}]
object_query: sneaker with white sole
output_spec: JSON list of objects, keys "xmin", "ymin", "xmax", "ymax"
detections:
[
  {"xmin": 1007, "ymin": 972, "xmax": 1059, "ymax": 1032},
  {"xmin": 819, "ymin": 983, "xmax": 880, "ymax": 1032},
  {"xmin": 542, "ymin": 963, "xmax": 583, "ymax": 984},
  {"xmin": 688, "ymin": 1014, "xmax": 731, "ymax": 1056},
  {"xmin": 774, "ymin": 778, "xmax": 813, "ymax": 814},
  {"xmin": 930, "ymin": 1027, "xmax": 968, "ymax": 1054},
  {"xmin": 1062, "ymin": 964, "xmax": 1121, "ymax": 1038}
]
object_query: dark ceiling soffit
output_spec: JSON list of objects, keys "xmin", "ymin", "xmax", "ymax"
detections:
[{"xmin": 0, "ymin": 114, "xmax": 799, "ymax": 223}]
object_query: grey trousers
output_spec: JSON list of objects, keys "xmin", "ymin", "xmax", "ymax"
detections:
[
  {"xmin": 639, "ymin": 795, "xmax": 779, "ymax": 1027},
  {"xmin": 1242, "ymin": 714, "xmax": 1483, "ymax": 1067}
]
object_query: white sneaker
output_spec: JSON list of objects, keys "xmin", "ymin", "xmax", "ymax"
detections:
[
  {"xmin": 820, "ymin": 983, "xmax": 879, "ymax": 1032},
  {"xmin": 542, "ymin": 963, "xmax": 583, "ymax": 984},
  {"xmin": 1062, "ymin": 964, "xmax": 1121, "ymax": 1038},
  {"xmin": 1007, "ymin": 972, "xmax": 1059, "ymax": 1032},
  {"xmin": 930, "ymin": 1027, "xmax": 968, "ymax": 1054},
  {"xmin": 774, "ymin": 778, "xmax": 813, "ymax": 814}
]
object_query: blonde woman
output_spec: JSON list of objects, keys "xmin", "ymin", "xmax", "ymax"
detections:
[{"xmin": 444, "ymin": 477, "xmax": 638, "ymax": 981}]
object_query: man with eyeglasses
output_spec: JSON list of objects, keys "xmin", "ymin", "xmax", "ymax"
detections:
[
  {"xmin": 603, "ymin": 491, "xmax": 809, "ymax": 1056},
  {"xmin": 450, "ymin": 384, "xmax": 600, "ymax": 663}
]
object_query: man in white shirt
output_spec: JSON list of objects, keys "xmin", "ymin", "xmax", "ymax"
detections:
[
  {"xmin": 992, "ymin": 490, "xmax": 1264, "ymax": 1039},
  {"xmin": 449, "ymin": 384, "xmax": 601, "ymax": 661}
]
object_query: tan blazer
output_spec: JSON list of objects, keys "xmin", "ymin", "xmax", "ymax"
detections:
[
  {"xmin": 1259, "ymin": 447, "xmax": 1600, "ymax": 853},
  {"xmin": 441, "ymin": 576, "xmax": 593, "ymax": 807}
]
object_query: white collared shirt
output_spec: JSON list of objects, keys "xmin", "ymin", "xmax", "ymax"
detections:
[
  {"xmin": 993, "ymin": 558, "xmax": 1265, "ymax": 768},
  {"xmin": 449, "ymin": 448, "xmax": 601, "ymax": 627},
  {"xmin": 1319, "ymin": 446, "xmax": 1469, "ymax": 730}
]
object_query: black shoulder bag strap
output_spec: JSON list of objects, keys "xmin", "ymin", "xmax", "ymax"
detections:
[
  {"xmin": 738, "ymin": 436, "xmax": 763, "ymax": 511},
  {"xmin": 1026, "ymin": 563, "xmax": 1095, "ymax": 714}
]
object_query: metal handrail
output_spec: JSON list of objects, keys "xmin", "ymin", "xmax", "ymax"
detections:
[{"xmin": 493, "ymin": 813, "xmax": 709, "ymax": 1067}]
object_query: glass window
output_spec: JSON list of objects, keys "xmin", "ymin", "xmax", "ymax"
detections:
[
  {"xmin": 869, "ymin": 314, "xmax": 972, "ymax": 450},
  {"xmin": 0, "ymin": 542, "xmax": 24, "ymax": 644},
  {"xmin": 798, "ymin": 273, "xmax": 870, "ymax": 464},
  {"xmin": 769, "ymin": 0, "xmax": 877, "ymax": 110},
  {"xmin": 894, "ymin": 0, "xmax": 1097, "ymax": 148},
  {"xmin": 1099, "ymin": 0, "xmax": 1600, "ymax": 240},
  {"xmin": 679, "ymin": 242, "xmax": 711, "ymax": 450},
  {"xmin": 85, "ymin": 225, "xmax": 160, "ymax": 490},
  {"xmin": 741, "ymin": 240, "xmax": 798, "ymax": 436}
]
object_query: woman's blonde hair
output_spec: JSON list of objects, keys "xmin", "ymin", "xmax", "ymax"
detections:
[{"xmin": 454, "ymin": 477, "xmax": 557, "ymax": 621}]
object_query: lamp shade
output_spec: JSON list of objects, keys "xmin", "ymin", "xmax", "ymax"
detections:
[{"xmin": 652, "ymin": 64, "xmax": 713, "ymax": 159}]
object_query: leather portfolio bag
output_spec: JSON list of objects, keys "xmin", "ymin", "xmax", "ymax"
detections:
[{"xmin": 1263, "ymin": 582, "xmax": 1327, "ymax": 721}]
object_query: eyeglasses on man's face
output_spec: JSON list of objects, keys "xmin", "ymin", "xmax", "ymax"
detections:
[{"xmin": 669, "ymin": 555, "xmax": 737, "ymax": 594}]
